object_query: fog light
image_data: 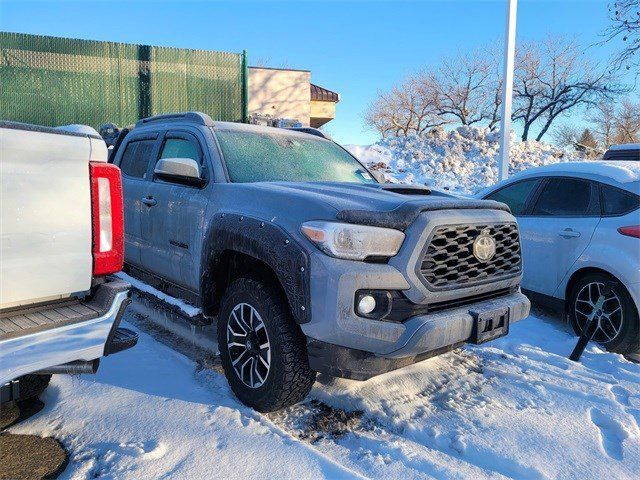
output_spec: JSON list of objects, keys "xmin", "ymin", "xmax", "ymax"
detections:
[
  {"xmin": 357, "ymin": 295, "xmax": 376, "ymax": 315},
  {"xmin": 354, "ymin": 290, "xmax": 393, "ymax": 320}
]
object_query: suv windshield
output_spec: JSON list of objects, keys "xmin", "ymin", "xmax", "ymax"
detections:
[{"xmin": 215, "ymin": 129, "xmax": 376, "ymax": 184}]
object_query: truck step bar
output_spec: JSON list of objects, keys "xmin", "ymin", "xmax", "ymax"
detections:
[{"xmin": 105, "ymin": 327, "xmax": 139, "ymax": 355}]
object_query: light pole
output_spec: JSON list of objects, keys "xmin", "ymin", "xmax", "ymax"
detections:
[{"xmin": 497, "ymin": 0, "xmax": 518, "ymax": 182}]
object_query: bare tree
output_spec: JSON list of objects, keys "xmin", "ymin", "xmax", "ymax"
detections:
[
  {"xmin": 589, "ymin": 97, "xmax": 640, "ymax": 147},
  {"xmin": 423, "ymin": 49, "xmax": 502, "ymax": 128},
  {"xmin": 603, "ymin": 1, "xmax": 640, "ymax": 77},
  {"xmin": 552, "ymin": 124, "xmax": 581, "ymax": 148},
  {"xmin": 365, "ymin": 37, "xmax": 624, "ymax": 141},
  {"xmin": 513, "ymin": 37, "xmax": 623, "ymax": 141},
  {"xmin": 488, "ymin": 75, "xmax": 504, "ymax": 131},
  {"xmin": 364, "ymin": 76, "xmax": 448, "ymax": 137},
  {"xmin": 589, "ymin": 101, "xmax": 618, "ymax": 147},
  {"xmin": 613, "ymin": 97, "xmax": 640, "ymax": 143}
]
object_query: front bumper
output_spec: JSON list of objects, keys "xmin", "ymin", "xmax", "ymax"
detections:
[
  {"xmin": 302, "ymin": 241, "xmax": 528, "ymax": 353},
  {"xmin": 382, "ymin": 291, "xmax": 529, "ymax": 357},
  {"xmin": 0, "ymin": 278, "xmax": 132, "ymax": 385},
  {"xmin": 307, "ymin": 291, "xmax": 530, "ymax": 379}
]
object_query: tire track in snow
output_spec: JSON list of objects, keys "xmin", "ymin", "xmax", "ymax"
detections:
[
  {"xmin": 126, "ymin": 307, "xmax": 367, "ymax": 480},
  {"xmin": 266, "ymin": 350, "xmax": 548, "ymax": 480}
]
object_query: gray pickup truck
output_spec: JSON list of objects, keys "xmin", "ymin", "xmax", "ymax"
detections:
[{"xmin": 111, "ymin": 112, "xmax": 530, "ymax": 412}]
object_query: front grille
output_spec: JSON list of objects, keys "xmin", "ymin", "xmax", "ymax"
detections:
[{"xmin": 420, "ymin": 223, "xmax": 521, "ymax": 290}]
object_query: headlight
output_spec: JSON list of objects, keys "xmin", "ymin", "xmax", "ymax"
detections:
[{"xmin": 300, "ymin": 221, "xmax": 405, "ymax": 260}]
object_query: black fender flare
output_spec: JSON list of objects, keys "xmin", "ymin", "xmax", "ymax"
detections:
[{"xmin": 200, "ymin": 213, "xmax": 311, "ymax": 324}]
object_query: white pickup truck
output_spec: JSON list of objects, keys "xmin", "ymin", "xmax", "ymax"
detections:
[{"xmin": 0, "ymin": 121, "xmax": 137, "ymax": 405}]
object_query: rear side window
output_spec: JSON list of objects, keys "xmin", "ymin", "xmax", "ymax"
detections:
[
  {"xmin": 120, "ymin": 139, "xmax": 156, "ymax": 179},
  {"xmin": 485, "ymin": 178, "xmax": 541, "ymax": 216},
  {"xmin": 531, "ymin": 178, "xmax": 598, "ymax": 216},
  {"xmin": 601, "ymin": 185, "xmax": 640, "ymax": 215}
]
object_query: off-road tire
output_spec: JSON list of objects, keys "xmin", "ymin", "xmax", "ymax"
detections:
[
  {"xmin": 16, "ymin": 374, "xmax": 52, "ymax": 402},
  {"xmin": 569, "ymin": 272, "xmax": 640, "ymax": 355},
  {"xmin": 217, "ymin": 277, "xmax": 316, "ymax": 412}
]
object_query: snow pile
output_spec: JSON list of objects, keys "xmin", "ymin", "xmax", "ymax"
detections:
[{"xmin": 347, "ymin": 127, "xmax": 582, "ymax": 194}]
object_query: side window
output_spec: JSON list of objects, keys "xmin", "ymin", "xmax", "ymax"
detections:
[
  {"xmin": 156, "ymin": 137, "xmax": 203, "ymax": 180},
  {"xmin": 601, "ymin": 184, "xmax": 640, "ymax": 216},
  {"xmin": 485, "ymin": 178, "xmax": 541, "ymax": 216},
  {"xmin": 119, "ymin": 139, "xmax": 156, "ymax": 179},
  {"xmin": 531, "ymin": 178, "xmax": 598, "ymax": 216},
  {"xmin": 160, "ymin": 138, "xmax": 200, "ymax": 163}
]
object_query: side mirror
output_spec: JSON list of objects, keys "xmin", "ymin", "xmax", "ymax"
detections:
[{"xmin": 154, "ymin": 158, "xmax": 204, "ymax": 186}]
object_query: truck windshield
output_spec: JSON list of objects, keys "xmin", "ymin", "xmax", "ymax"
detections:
[{"xmin": 215, "ymin": 129, "xmax": 376, "ymax": 184}]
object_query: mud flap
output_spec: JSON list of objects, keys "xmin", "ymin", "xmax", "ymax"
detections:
[{"xmin": 0, "ymin": 381, "xmax": 19, "ymax": 405}]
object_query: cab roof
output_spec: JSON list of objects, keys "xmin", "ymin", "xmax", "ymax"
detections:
[{"xmin": 134, "ymin": 111, "xmax": 329, "ymax": 140}]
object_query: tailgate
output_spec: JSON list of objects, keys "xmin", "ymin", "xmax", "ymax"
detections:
[{"xmin": 0, "ymin": 126, "xmax": 106, "ymax": 309}]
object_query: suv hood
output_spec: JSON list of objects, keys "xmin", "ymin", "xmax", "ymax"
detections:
[{"xmin": 228, "ymin": 181, "xmax": 509, "ymax": 231}]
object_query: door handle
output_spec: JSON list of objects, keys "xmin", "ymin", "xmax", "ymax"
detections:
[
  {"xmin": 558, "ymin": 228, "xmax": 581, "ymax": 239},
  {"xmin": 141, "ymin": 196, "xmax": 157, "ymax": 207}
]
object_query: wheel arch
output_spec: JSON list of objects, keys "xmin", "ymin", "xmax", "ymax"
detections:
[
  {"xmin": 564, "ymin": 267, "xmax": 629, "ymax": 312},
  {"xmin": 200, "ymin": 213, "xmax": 311, "ymax": 324},
  {"xmin": 208, "ymin": 250, "xmax": 286, "ymax": 314}
]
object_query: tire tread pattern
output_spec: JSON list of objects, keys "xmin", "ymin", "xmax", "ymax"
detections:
[{"xmin": 217, "ymin": 277, "xmax": 315, "ymax": 412}]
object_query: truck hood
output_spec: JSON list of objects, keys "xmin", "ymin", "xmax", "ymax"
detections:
[{"xmin": 226, "ymin": 181, "xmax": 509, "ymax": 231}]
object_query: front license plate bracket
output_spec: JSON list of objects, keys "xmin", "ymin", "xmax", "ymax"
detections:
[{"xmin": 469, "ymin": 306, "xmax": 510, "ymax": 344}]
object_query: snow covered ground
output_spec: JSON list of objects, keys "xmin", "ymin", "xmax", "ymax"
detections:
[
  {"xmin": 8, "ymin": 296, "xmax": 640, "ymax": 479},
  {"xmin": 346, "ymin": 127, "xmax": 581, "ymax": 194}
]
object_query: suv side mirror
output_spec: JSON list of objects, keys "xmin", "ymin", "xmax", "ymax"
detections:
[{"xmin": 154, "ymin": 158, "xmax": 204, "ymax": 186}]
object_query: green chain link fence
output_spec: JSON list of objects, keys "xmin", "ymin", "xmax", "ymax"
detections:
[{"xmin": 0, "ymin": 32, "xmax": 247, "ymax": 129}]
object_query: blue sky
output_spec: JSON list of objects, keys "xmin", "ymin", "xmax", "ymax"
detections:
[{"xmin": 0, "ymin": 0, "xmax": 630, "ymax": 145}]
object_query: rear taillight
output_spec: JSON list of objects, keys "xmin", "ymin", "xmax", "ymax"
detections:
[
  {"xmin": 90, "ymin": 162, "xmax": 124, "ymax": 276},
  {"xmin": 618, "ymin": 226, "xmax": 640, "ymax": 239}
]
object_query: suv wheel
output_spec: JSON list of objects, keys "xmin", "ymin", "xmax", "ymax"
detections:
[
  {"xmin": 569, "ymin": 273, "xmax": 640, "ymax": 355},
  {"xmin": 217, "ymin": 277, "xmax": 316, "ymax": 412}
]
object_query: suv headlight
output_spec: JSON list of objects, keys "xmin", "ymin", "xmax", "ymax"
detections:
[{"xmin": 301, "ymin": 221, "xmax": 405, "ymax": 261}]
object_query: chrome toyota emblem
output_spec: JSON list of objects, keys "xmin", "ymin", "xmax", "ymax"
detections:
[{"xmin": 473, "ymin": 229, "xmax": 496, "ymax": 262}]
